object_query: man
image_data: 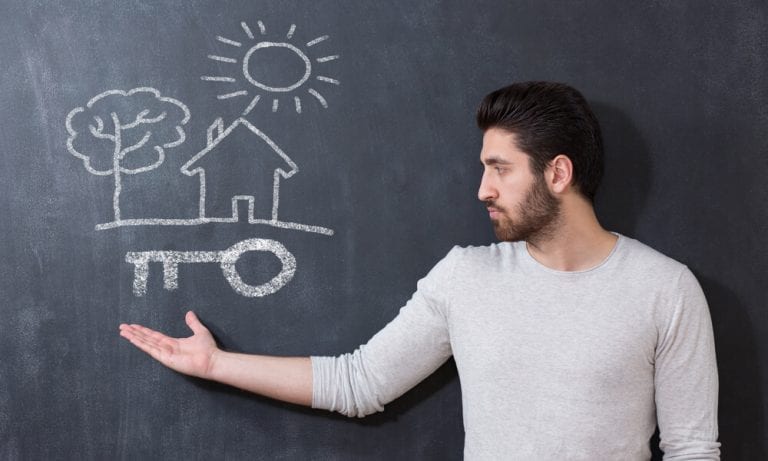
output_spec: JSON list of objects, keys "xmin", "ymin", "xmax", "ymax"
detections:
[{"xmin": 119, "ymin": 82, "xmax": 720, "ymax": 460}]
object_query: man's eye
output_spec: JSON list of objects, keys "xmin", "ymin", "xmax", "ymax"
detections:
[{"xmin": 494, "ymin": 166, "xmax": 506, "ymax": 173}]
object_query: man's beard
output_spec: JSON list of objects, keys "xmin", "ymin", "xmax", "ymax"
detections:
[{"xmin": 487, "ymin": 175, "xmax": 561, "ymax": 243}]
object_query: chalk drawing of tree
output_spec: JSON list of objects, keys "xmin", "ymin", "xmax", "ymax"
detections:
[{"xmin": 65, "ymin": 87, "xmax": 191, "ymax": 223}]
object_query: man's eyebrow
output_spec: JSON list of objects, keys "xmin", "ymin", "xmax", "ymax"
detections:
[{"xmin": 481, "ymin": 156, "xmax": 513, "ymax": 166}]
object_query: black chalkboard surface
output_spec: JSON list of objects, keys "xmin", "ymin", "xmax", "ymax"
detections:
[{"xmin": 1, "ymin": 1, "xmax": 766, "ymax": 459}]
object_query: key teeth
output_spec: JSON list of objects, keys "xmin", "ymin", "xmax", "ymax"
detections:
[{"xmin": 163, "ymin": 261, "xmax": 180, "ymax": 290}]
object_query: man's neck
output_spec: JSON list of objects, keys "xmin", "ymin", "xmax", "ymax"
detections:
[{"xmin": 525, "ymin": 200, "xmax": 618, "ymax": 272}]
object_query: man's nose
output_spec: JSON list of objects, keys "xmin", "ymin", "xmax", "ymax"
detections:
[{"xmin": 477, "ymin": 172, "xmax": 497, "ymax": 202}]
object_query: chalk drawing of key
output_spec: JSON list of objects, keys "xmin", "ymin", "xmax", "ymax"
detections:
[{"xmin": 125, "ymin": 238, "xmax": 296, "ymax": 297}]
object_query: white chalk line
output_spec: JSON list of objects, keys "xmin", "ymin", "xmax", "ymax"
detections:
[
  {"xmin": 88, "ymin": 118, "xmax": 114, "ymax": 142},
  {"xmin": 316, "ymin": 55, "xmax": 339, "ymax": 63},
  {"xmin": 97, "ymin": 218, "xmax": 334, "ymax": 236},
  {"xmin": 91, "ymin": 115, "xmax": 104, "ymax": 132},
  {"xmin": 241, "ymin": 22, "xmax": 254, "ymax": 40},
  {"xmin": 316, "ymin": 76, "xmax": 340, "ymax": 85},
  {"xmin": 198, "ymin": 170, "xmax": 206, "ymax": 218},
  {"xmin": 272, "ymin": 98, "xmax": 279, "ymax": 112},
  {"xmin": 306, "ymin": 35, "xmax": 328, "ymax": 47},
  {"xmin": 242, "ymin": 95, "xmax": 261, "ymax": 116},
  {"xmin": 242, "ymin": 42, "xmax": 312, "ymax": 93},
  {"xmin": 206, "ymin": 118, "xmax": 224, "ymax": 145},
  {"xmin": 286, "ymin": 24, "xmax": 296, "ymax": 39},
  {"xmin": 120, "ymin": 131, "xmax": 152, "ymax": 159},
  {"xmin": 208, "ymin": 55, "xmax": 237, "ymax": 63},
  {"xmin": 230, "ymin": 195, "xmax": 255, "ymax": 220},
  {"xmin": 257, "ymin": 20, "xmax": 266, "ymax": 35},
  {"xmin": 120, "ymin": 146, "xmax": 164, "ymax": 174},
  {"xmin": 294, "ymin": 96, "xmax": 301, "ymax": 114},
  {"xmin": 271, "ymin": 170, "xmax": 281, "ymax": 220},
  {"xmin": 122, "ymin": 109, "xmax": 167, "ymax": 129},
  {"xmin": 217, "ymin": 91, "xmax": 248, "ymax": 100},
  {"xmin": 201, "ymin": 76, "xmax": 237, "ymax": 82},
  {"xmin": 307, "ymin": 88, "xmax": 327, "ymax": 108},
  {"xmin": 112, "ymin": 113, "xmax": 123, "ymax": 220},
  {"xmin": 163, "ymin": 127, "xmax": 186, "ymax": 149},
  {"xmin": 216, "ymin": 36, "xmax": 242, "ymax": 47}
]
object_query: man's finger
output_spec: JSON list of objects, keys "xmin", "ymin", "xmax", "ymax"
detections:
[
  {"xmin": 122, "ymin": 325, "xmax": 175, "ymax": 353},
  {"xmin": 185, "ymin": 311, "xmax": 209, "ymax": 336},
  {"xmin": 122, "ymin": 325, "xmax": 160, "ymax": 346},
  {"xmin": 130, "ymin": 324, "xmax": 177, "ymax": 345},
  {"xmin": 121, "ymin": 329, "xmax": 166, "ymax": 359}
]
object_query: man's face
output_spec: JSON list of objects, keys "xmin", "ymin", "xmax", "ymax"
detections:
[{"xmin": 477, "ymin": 128, "xmax": 561, "ymax": 242}]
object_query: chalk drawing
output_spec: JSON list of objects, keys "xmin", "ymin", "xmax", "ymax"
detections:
[
  {"xmin": 202, "ymin": 76, "xmax": 237, "ymax": 82},
  {"xmin": 125, "ymin": 238, "xmax": 296, "ymax": 297},
  {"xmin": 216, "ymin": 36, "xmax": 242, "ymax": 47},
  {"xmin": 96, "ymin": 218, "xmax": 333, "ymax": 235},
  {"xmin": 316, "ymin": 76, "xmax": 340, "ymax": 85},
  {"xmin": 307, "ymin": 88, "xmax": 328, "ymax": 108},
  {"xmin": 64, "ymin": 20, "xmax": 343, "ymax": 299},
  {"xmin": 201, "ymin": 20, "xmax": 340, "ymax": 115},
  {"xmin": 244, "ymin": 42, "xmax": 312, "ymax": 92},
  {"xmin": 181, "ymin": 117, "xmax": 304, "ymax": 224},
  {"xmin": 242, "ymin": 95, "xmax": 261, "ymax": 115},
  {"xmin": 65, "ymin": 87, "xmax": 191, "ymax": 222},
  {"xmin": 217, "ymin": 91, "xmax": 249, "ymax": 100},
  {"xmin": 306, "ymin": 36, "xmax": 328, "ymax": 47},
  {"xmin": 87, "ymin": 116, "xmax": 334, "ymax": 236},
  {"xmin": 208, "ymin": 55, "xmax": 237, "ymax": 64},
  {"xmin": 241, "ymin": 21, "xmax": 254, "ymax": 40}
]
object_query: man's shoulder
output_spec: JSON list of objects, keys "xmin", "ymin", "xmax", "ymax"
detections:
[
  {"xmin": 446, "ymin": 241, "xmax": 519, "ymax": 260},
  {"xmin": 441, "ymin": 241, "xmax": 523, "ymax": 273},
  {"xmin": 616, "ymin": 234, "xmax": 689, "ymax": 277}
]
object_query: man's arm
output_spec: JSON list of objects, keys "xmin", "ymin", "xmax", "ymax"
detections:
[
  {"xmin": 655, "ymin": 267, "xmax": 720, "ymax": 459},
  {"xmin": 310, "ymin": 249, "xmax": 457, "ymax": 417},
  {"xmin": 119, "ymin": 311, "xmax": 312, "ymax": 406},
  {"xmin": 119, "ymin": 248, "xmax": 459, "ymax": 415}
]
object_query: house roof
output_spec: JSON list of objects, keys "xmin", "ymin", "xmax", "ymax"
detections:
[{"xmin": 180, "ymin": 118, "xmax": 298, "ymax": 179}]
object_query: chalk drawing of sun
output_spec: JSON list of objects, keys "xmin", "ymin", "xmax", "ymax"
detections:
[{"xmin": 201, "ymin": 21, "xmax": 340, "ymax": 116}]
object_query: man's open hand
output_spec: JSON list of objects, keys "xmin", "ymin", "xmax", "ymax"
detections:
[{"xmin": 119, "ymin": 311, "xmax": 219, "ymax": 379}]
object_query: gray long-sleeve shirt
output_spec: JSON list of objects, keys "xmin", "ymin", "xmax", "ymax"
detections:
[{"xmin": 312, "ymin": 233, "xmax": 720, "ymax": 460}]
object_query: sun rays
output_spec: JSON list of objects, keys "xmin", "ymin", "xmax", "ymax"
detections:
[{"xmin": 201, "ymin": 21, "xmax": 340, "ymax": 116}]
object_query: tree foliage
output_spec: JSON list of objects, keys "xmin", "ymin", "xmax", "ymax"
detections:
[{"xmin": 65, "ymin": 87, "xmax": 191, "ymax": 176}]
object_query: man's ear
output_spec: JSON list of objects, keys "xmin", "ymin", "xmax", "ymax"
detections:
[{"xmin": 547, "ymin": 154, "xmax": 574, "ymax": 194}]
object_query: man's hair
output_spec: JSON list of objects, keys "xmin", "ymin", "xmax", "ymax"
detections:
[{"xmin": 476, "ymin": 81, "xmax": 604, "ymax": 202}]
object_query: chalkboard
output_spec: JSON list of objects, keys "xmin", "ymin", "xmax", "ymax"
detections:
[{"xmin": 1, "ymin": 1, "xmax": 766, "ymax": 459}]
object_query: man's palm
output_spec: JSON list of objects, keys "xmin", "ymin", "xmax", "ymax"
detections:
[{"xmin": 119, "ymin": 311, "xmax": 218, "ymax": 379}]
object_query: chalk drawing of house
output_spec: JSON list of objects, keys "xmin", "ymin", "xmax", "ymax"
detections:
[{"xmin": 181, "ymin": 118, "xmax": 298, "ymax": 222}]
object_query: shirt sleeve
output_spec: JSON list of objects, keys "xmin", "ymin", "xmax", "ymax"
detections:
[
  {"xmin": 310, "ymin": 248, "xmax": 457, "ymax": 418},
  {"xmin": 655, "ymin": 266, "xmax": 720, "ymax": 460}
]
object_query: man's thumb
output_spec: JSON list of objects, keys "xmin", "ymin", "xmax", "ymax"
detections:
[{"xmin": 185, "ymin": 310, "xmax": 208, "ymax": 335}]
